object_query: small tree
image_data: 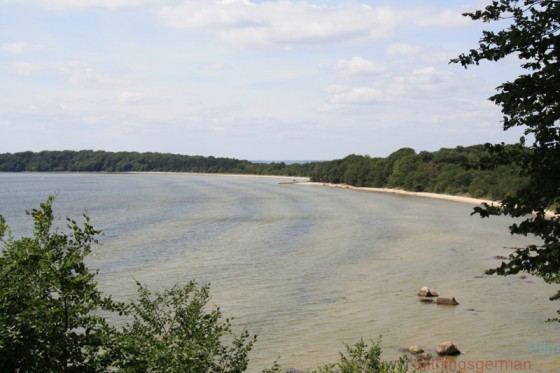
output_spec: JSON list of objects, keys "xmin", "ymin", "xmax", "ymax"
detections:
[
  {"xmin": 0, "ymin": 196, "xmax": 122, "ymax": 371},
  {"xmin": 314, "ymin": 337, "xmax": 412, "ymax": 373},
  {"xmin": 452, "ymin": 0, "xmax": 560, "ymax": 317},
  {"xmin": 113, "ymin": 281, "xmax": 256, "ymax": 372}
]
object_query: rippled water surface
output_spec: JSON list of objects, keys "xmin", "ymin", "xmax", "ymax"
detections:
[{"xmin": 1, "ymin": 173, "xmax": 559, "ymax": 371}]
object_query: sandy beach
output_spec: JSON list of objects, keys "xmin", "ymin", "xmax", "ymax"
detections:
[
  {"xmin": 122, "ymin": 173, "xmax": 557, "ymax": 216},
  {"xmin": 296, "ymin": 181, "xmax": 497, "ymax": 207}
]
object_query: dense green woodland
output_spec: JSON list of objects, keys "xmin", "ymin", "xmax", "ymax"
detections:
[
  {"xmin": 0, "ymin": 146, "xmax": 527, "ymax": 201},
  {"xmin": 308, "ymin": 145, "xmax": 527, "ymax": 201},
  {"xmin": 0, "ymin": 150, "xmax": 309, "ymax": 176}
]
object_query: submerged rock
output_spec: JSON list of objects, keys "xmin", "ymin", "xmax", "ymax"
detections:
[
  {"xmin": 436, "ymin": 341, "xmax": 460, "ymax": 356},
  {"xmin": 407, "ymin": 345, "xmax": 424, "ymax": 354},
  {"xmin": 435, "ymin": 297, "xmax": 459, "ymax": 306},
  {"xmin": 397, "ymin": 345, "xmax": 424, "ymax": 354}
]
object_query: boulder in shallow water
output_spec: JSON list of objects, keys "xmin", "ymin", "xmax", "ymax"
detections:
[
  {"xmin": 436, "ymin": 341, "xmax": 460, "ymax": 356},
  {"xmin": 435, "ymin": 297, "xmax": 459, "ymax": 306},
  {"xmin": 407, "ymin": 345, "xmax": 424, "ymax": 354},
  {"xmin": 418, "ymin": 287, "xmax": 438, "ymax": 297}
]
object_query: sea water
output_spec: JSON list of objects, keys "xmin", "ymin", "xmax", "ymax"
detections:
[{"xmin": 0, "ymin": 172, "xmax": 558, "ymax": 372}]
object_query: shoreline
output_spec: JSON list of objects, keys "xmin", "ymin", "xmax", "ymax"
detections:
[
  {"xmin": 119, "ymin": 172, "xmax": 495, "ymax": 207},
  {"xmin": 118, "ymin": 171, "xmax": 310, "ymax": 181},
  {"xmin": 29, "ymin": 171, "xmax": 496, "ymax": 207},
  {"xmin": 295, "ymin": 181, "xmax": 497, "ymax": 207},
  {"xmin": 20, "ymin": 171, "xmax": 554, "ymax": 214}
]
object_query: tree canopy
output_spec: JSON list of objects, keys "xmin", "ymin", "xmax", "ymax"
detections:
[{"xmin": 452, "ymin": 0, "xmax": 560, "ymax": 316}]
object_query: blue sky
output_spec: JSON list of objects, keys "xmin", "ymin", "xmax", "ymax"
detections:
[{"xmin": 0, "ymin": 0, "xmax": 525, "ymax": 160}]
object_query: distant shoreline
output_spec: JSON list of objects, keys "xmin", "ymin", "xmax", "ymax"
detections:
[
  {"xmin": 294, "ymin": 181, "xmax": 497, "ymax": 207},
  {"xmin": 122, "ymin": 172, "xmax": 495, "ymax": 206},
  {"xmin": 120, "ymin": 171, "xmax": 310, "ymax": 181},
  {"xmin": 124, "ymin": 172, "xmax": 492, "ymax": 206},
  {"xmin": 19, "ymin": 170, "xmax": 497, "ymax": 207}
]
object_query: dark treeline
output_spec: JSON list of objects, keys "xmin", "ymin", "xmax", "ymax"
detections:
[
  {"xmin": 0, "ymin": 145, "xmax": 527, "ymax": 200},
  {"xmin": 308, "ymin": 145, "xmax": 527, "ymax": 200},
  {"xmin": 0, "ymin": 150, "xmax": 313, "ymax": 176}
]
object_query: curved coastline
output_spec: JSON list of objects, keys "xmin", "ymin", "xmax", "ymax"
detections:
[
  {"xmin": 123, "ymin": 172, "xmax": 497, "ymax": 207},
  {"xmin": 296, "ymin": 181, "xmax": 497, "ymax": 207}
]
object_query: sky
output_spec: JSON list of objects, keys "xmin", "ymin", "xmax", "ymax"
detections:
[{"xmin": 0, "ymin": 0, "xmax": 526, "ymax": 161}]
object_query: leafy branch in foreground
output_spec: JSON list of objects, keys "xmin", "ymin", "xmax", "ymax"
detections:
[{"xmin": 452, "ymin": 0, "xmax": 560, "ymax": 319}]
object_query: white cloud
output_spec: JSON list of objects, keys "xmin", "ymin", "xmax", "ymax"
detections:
[
  {"xmin": 155, "ymin": 1, "xmax": 474, "ymax": 48},
  {"xmin": 321, "ymin": 61, "xmax": 484, "ymax": 115},
  {"xmin": 2, "ymin": 59, "xmax": 133, "ymax": 88},
  {"xmin": 386, "ymin": 43, "xmax": 423, "ymax": 57},
  {"xmin": 413, "ymin": 8, "xmax": 471, "ymax": 28},
  {"xmin": 157, "ymin": 1, "xmax": 400, "ymax": 47},
  {"xmin": 334, "ymin": 57, "xmax": 385, "ymax": 76},
  {"xmin": 8, "ymin": 0, "xmax": 168, "ymax": 10},
  {"xmin": 201, "ymin": 62, "xmax": 230, "ymax": 72},
  {"xmin": 322, "ymin": 85, "xmax": 386, "ymax": 110},
  {"xmin": 386, "ymin": 43, "xmax": 455, "ymax": 64},
  {"xmin": 5, "ymin": 62, "xmax": 43, "ymax": 76},
  {"xmin": 60, "ymin": 61, "xmax": 132, "ymax": 87},
  {"xmin": 117, "ymin": 91, "xmax": 145, "ymax": 104},
  {"xmin": 0, "ymin": 42, "xmax": 39, "ymax": 54},
  {"xmin": 326, "ymin": 85, "xmax": 347, "ymax": 94}
]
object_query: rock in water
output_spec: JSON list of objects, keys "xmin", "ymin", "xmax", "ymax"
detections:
[
  {"xmin": 435, "ymin": 297, "xmax": 459, "ymax": 306},
  {"xmin": 418, "ymin": 287, "xmax": 439, "ymax": 297},
  {"xmin": 436, "ymin": 341, "xmax": 460, "ymax": 356},
  {"xmin": 407, "ymin": 345, "xmax": 424, "ymax": 354}
]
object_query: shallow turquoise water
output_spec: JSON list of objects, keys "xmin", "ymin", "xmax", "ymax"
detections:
[{"xmin": 1, "ymin": 173, "xmax": 558, "ymax": 371}]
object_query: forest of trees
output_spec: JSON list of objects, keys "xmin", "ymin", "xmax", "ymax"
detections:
[
  {"xmin": 0, "ymin": 150, "xmax": 314, "ymax": 177},
  {"xmin": 308, "ymin": 145, "xmax": 527, "ymax": 201},
  {"xmin": 0, "ymin": 146, "xmax": 527, "ymax": 202}
]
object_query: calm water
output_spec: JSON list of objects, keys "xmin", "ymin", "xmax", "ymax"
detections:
[{"xmin": 1, "ymin": 173, "xmax": 559, "ymax": 371}]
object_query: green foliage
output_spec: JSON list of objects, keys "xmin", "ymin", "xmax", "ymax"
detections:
[
  {"xmin": 0, "ymin": 197, "xmax": 257, "ymax": 372},
  {"xmin": 452, "ymin": 0, "xmax": 560, "ymax": 318},
  {"xmin": 0, "ymin": 150, "xmax": 314, "ymax": 177},
  {"xmin": 308, "ymin": 145, "xmax": 527, "ymax": 200},
  {"xmin": 113, "ymin": 281, "xmax": 256, "ymax": 372},
  {"xmin": 0, "ymin": 215, "xmax": 6, "ymax": 238},
  {"xmin": 0, "ymin": 196, "xmax": 123, "ymax": 372},
  {"xmin": 313, "ymin": 337, "xmax": 411, "ymax": 373}
]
